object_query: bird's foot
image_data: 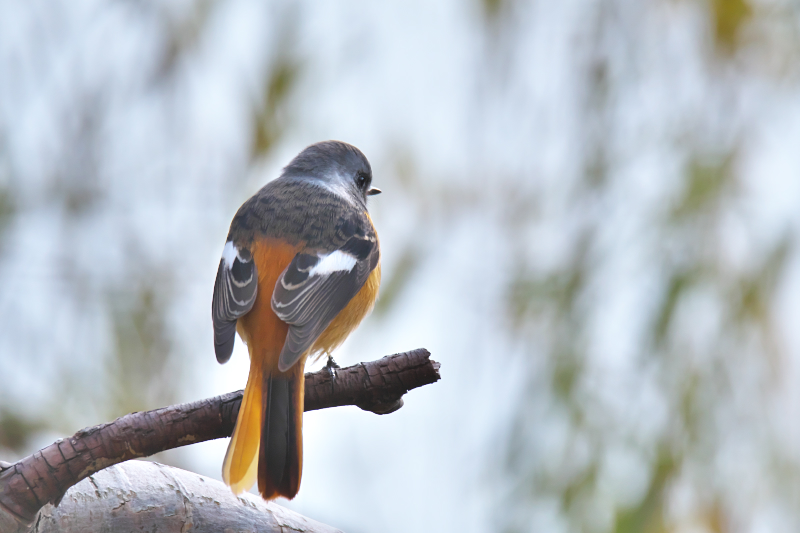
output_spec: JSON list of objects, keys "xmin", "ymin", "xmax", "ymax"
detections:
[{"xmin": 325, "ymin": 355, "xmax": 340, "ymax": 381}]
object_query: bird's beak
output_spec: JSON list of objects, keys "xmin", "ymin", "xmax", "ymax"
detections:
[{"xmin": 367, "ymin": 187, "xmax": 382, "ymax": 196}]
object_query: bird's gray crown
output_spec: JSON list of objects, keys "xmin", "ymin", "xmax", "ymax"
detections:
[{"xmin": 283, "ymin": 141, "xmax": 370, "ymax": 181}]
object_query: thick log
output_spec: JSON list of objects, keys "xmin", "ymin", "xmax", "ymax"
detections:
[
  {"xmin": 0, "ymin": 348, "xmax": 439, "ymax": 531},
  {"xmin": 28, "ymin": 461, "xmax": 342, "ymax": 533}
]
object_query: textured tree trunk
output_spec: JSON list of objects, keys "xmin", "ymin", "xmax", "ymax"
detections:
[
  {"xmin": 0, "ymin": 349, "xmax": 439, "ymax": 533},
  {"xmin": 27, "ymin": 461, "xmax": 342, "ymax": 533}
]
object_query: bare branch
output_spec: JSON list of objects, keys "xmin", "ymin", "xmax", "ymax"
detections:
[{"xmin": 0, "ymin": 348, "xmax": 439, "ymax": 530}]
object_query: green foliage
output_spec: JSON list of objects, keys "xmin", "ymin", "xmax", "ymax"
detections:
[
  {"xmin": 156, "ymin": 0, "xmax": 219, "ymax": 81},
  {"xmin": 251, "ymin": 56, "xmax": 301, "ymax": 160},
  {"xmin": 0, "ymin": 186, "xmax": 15, "ymax": 245},
  {"xmin": 613, "ymin": 451, "xmax": 674, "ymax": 533},
  {"xmin": 670, "ymin": 154, "xmax": 734, "ymax": 221},
  {"xmin": 732, "ymin": 234, "xmax": 791, "ymax": 328},
  {"xmin": 0, "ymin": 409, "xmax": 46, "ymax": 453},
  {"xmin": 652, "ymin": 268, "xmax": 702, "ymax": 348},
  {"xmin": 496, "ymin": 0, "xmax": 796, "ymax": 523},
  {"xmin": 710, "ymin": 0, "xmax": 753, "ymax": 55},
  {"xmin": 481, "ymin": 0, "xmax": 510, "ymax": 21}
]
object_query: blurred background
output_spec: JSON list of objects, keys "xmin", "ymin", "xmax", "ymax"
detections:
[{"xmin": 1, "ymin": 0, "xmax": 800, "ymax": 531}]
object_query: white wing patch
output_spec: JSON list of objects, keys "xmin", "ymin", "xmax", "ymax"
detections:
[
  {"xmin": 213, "ymin": 241, "xmax": 257, "ymax": 364},
  {"xmin": 310, "ymin": 250, "xmax": 357, "ymax": 276},
  {"xmin": 221, "ymin": 241, "xmax": 238, "ymax": 268}
]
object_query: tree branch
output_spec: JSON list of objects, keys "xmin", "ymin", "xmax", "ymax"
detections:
[{"xmin": 0, "ymin": 348, "xmax": 439, "ymax": 531}]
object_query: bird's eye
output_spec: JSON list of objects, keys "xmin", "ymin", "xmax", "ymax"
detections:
[{"xmin": 356, "ymin": 173, "xmax": 368, "ymax": 189}]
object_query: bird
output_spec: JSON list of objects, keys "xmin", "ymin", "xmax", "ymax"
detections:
[{"xmin": 211, "ymin": 141, "xmax": 381, "ymax": 500}]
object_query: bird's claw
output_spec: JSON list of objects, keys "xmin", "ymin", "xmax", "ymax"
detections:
[{"xmin": 325, "ymin": 356, "xmax": 340, "ymax": 382}]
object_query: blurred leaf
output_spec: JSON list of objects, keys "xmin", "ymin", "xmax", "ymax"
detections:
[
  {"xmin": 613, "ymin": 450, "xmax": 675, "ymax": 533},
  {"xmin": 251, "ymin": 57, "xmax": 301, "ymax": 160},
  {"xmin": 704, "ymin": 501, "xmax": 727, "ymax": 533},
  {"xmin": 678, "ymin": 371, "xmax": 702, "ymax": 445},
  {"xmin": 155, "ymin": 0, "xmax": 217, "ymax": 81},
  {"xmin": 671, "ymin": 154, "xmax": 734, "ymax": 221},
  {"xmin": 732, "ymin": 234, "xmax": 792, "ymax": 326},
  {"xmin": 0, "ymin": 186, "xmax": 15, "ymax": 245},
  {"xmin": 710, "ymin": 0, "xmax": 753, "ymax": 55},
  {"xmin": 0, "ymin": 409, "xmax": 46, "ymax": 452},
  {"xmin": 729, "ymin": 234, "xmax": 793, "ymax": 372},
  {"xmin": 561, "ymin": 462, "xmax": 598, "ymax": 518},
  {"xmin": 507, "ymin": 269, "xmax": 579, "ymax": 327},
  {"xmin": 481, "ymin": 0, "xmax": 510, "ymax": 22},
  {"xmin": 507, "ymin": 237, "xmax": 589, "ymax": 328},
  {"xmin": 584, "ymin": 58, "xmax": 610, "ymax": 188},
  {"xmin": 552, "ymin": 348, "xmax": 581, "ymax": 402},
  {"xmin": 585, "ymin": 148, "xmax": 608, "ymax": 189},
  {"xmin": 652, "ymin": 268, "xmax": 702, "ymax": 348}
]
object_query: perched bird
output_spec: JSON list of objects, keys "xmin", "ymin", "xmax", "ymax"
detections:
[{"xmin": 212, "ymin": 141, "xmax": 381, "ymax": 500}]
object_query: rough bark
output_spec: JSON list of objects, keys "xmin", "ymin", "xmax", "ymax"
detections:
[
  {"xmin": 28, "ymin": 461, "xmax": 342, "ymax": 533},
  {"xmin": 0, "ymin": 348, "xmax": 439, "ymax": 532}
]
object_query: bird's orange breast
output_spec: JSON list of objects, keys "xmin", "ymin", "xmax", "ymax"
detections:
[{"xmin": 309, "ymin": 261, "xmax": 381, "ymax": 359}]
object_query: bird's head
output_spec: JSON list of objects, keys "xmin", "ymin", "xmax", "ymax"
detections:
[{"xmin": 282, "ymin": 140, "xmax": 381, "ymax": 205}]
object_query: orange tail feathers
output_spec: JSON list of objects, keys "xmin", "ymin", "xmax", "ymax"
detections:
[
  {"xmin": 222, "ymin": 358, "xmax": 263, "ymax": 493},
  {"xmin": 222, "ymin": 356, "xmax": 305, "ymax": 500},
  {"xmin": 257, "ymin": 362, "xmax": 305, "ymax": 500}
]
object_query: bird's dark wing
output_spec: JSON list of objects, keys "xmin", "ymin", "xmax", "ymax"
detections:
[
  {"xmin": 212, "ymin": 241, "xmax": 258, "ymax": 363},
  {"xmin": 271, "ymin": 233, "xmax": 379, "ymax": 372}
]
